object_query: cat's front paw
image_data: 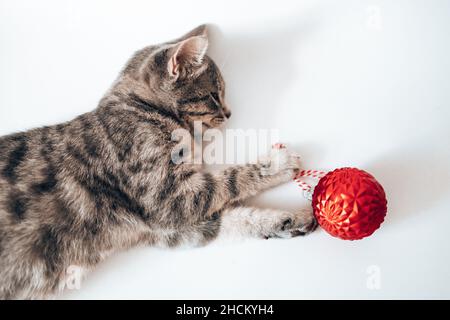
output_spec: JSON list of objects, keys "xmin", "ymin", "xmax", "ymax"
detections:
[
  {"xmin": 263, "ymin": 208, "xmax": 318, "ymax": 239},
  {"xmin": 259, "ymin": 143, "xmax": 301, "ymax": 178}
]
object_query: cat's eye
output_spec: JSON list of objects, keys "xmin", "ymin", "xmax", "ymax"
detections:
[{"xmin": 209, "ymin": 92, "xmax": 220, "ymax": 105}]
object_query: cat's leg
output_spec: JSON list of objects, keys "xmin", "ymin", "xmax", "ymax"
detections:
[
  {"xmin": 158, "ymin": 206, "xmax": 316, "ymax": 248},
  {"xmin": 169, "ymin": 143, "xmax": 302, "ymax": 222},
  {"xmin": 217, "ymin": 206, "xmax": 318, "ymax": 241},
  {"xmin": 139, "ymin": 144, "xmax": 303, "ymax": 245}
]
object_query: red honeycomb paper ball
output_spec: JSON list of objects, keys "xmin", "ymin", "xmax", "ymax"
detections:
[{"xmin": 312, "ymin": 168, "xmax": 387, "ymax": 240}]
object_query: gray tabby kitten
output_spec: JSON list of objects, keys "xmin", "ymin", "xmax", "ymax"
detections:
[{"xmin": 0, "ymin": 25, "xmax": 316, "ymax": 299}]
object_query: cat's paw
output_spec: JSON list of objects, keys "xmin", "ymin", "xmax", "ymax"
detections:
[
  {"xmin": 263, "ymin": 208, "xmax": 318, "ymax": 239},
  {"xmin": 259, "ymin": 143, "xmax": 301, "ymax": 177}
]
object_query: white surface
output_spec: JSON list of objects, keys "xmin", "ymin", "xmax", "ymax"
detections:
[{"xmin": 1, "ymin": 0, "xmax": 450, "ymax": 299}]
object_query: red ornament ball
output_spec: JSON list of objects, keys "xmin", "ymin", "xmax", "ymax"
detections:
[{"xmin": 312, "ymin": 168, "xmax": 387, "ymax": 240}]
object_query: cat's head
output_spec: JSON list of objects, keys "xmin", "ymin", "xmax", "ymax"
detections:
[{"xmin": 124, "ymin": 25, "xmax": 231, "ymax": 128}]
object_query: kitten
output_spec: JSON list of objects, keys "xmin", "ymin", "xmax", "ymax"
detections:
[{"xmin": 0, "ymin": 25, "xmax": 317, "ymax": 299}]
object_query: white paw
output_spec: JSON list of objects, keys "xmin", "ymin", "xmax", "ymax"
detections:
[{"xmin": 259, "ymin": 143, "xmax": 301, "ymax": 177}]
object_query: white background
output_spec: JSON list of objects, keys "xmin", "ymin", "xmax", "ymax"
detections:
[{"xmin": 1, "ymin": 0, "xmax": 450, "ymax": 299}]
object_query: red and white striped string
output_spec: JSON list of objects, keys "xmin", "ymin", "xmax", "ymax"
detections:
[
  {"xmin": 271, "ymin": 144, "xmax": 327, "ymax": 198},
  {"xmin": 294, "ymin": 169, "xmax": 327, "ymax": 193}
]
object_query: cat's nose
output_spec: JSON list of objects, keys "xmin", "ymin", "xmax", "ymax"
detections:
[{"xmin": 224, "ymin": 110, "xmax": 232, "ymax": 119}]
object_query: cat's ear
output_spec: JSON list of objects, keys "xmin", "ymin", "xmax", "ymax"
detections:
[
  {"xmin": 167, "ymin": 35, "xmax": 208, "ymax": 79},
  {"xmin": 171, "ymin": 24, "xmax": 208, "ymax": 43}
]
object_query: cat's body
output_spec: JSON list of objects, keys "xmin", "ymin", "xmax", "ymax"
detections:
[{"xmin": 0, "ymin": 25, "xmax": 316, "ymax": 299}]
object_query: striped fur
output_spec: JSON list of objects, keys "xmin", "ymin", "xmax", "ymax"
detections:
[{"xmin": 0, "ymin": 25, "xmax": 316, "ymax": 299}]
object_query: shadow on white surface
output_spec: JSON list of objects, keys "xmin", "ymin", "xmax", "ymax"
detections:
[
  {"xmin": 367, "ymin": 144, "xmax": 450, "ymax": 226},
  {"xmin": 207, "ymin": 16, "xmax": 323, "ymax": 130}
]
